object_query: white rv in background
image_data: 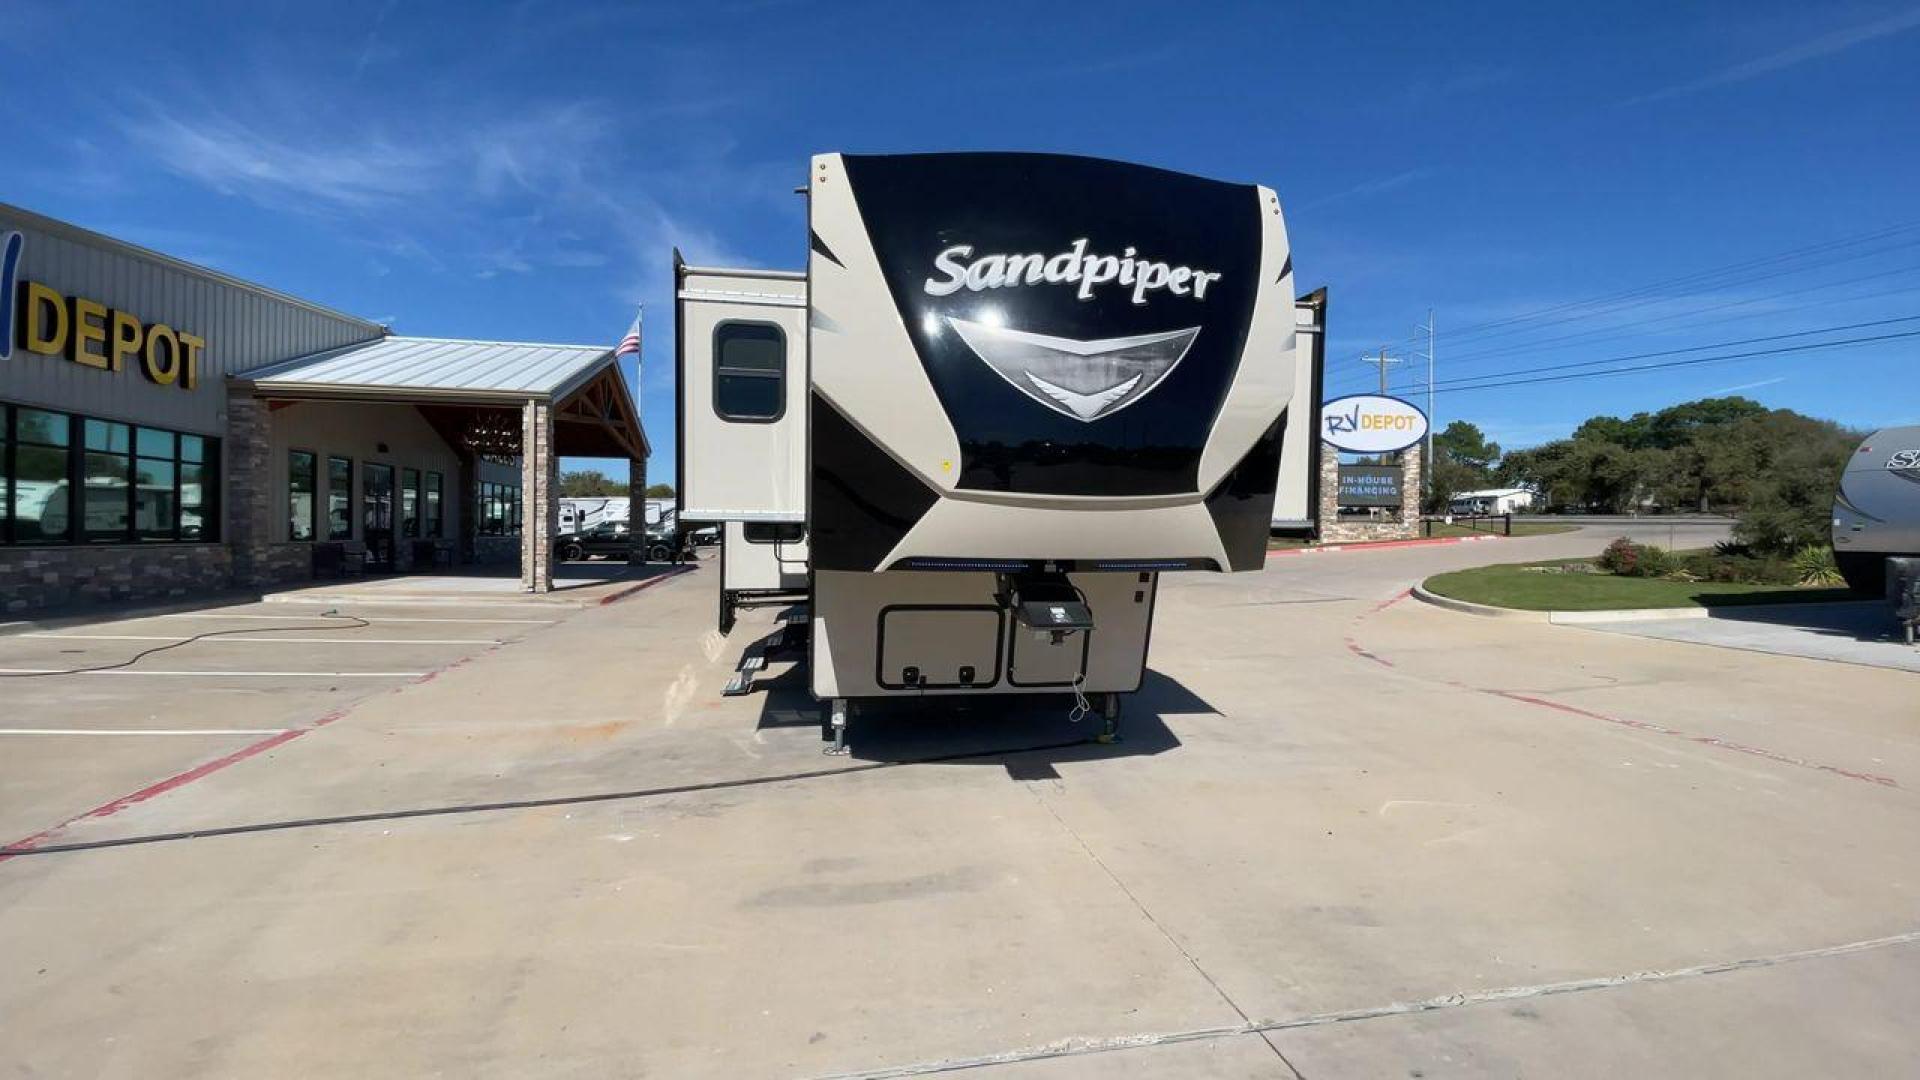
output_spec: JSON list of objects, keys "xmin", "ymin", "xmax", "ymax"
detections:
[
  {"xmin": 557, "ymin": 496, "xmax": 631, "ymax": 534},
  {"xmin": 556, "ymin": 496, "xmax": 680, "ymax": 534},
  {"xmin": 678, "ymin": 152, "xmax": 1318, "ymax": 749},
  {"xmin": 1833, "ymin": 424, "xmax": 1920, "ymax": 594}
]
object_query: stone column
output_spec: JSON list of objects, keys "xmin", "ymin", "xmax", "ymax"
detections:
[
  {"xmin": 1316, "ymin": 443, "xmax": 1340, "ymax": 543},
  {"xmin": 225, "ymin": 389, "xmax": 276, "ymax": 586},
  {"xmin": 520, "ymin": 401, "xmax": 556, "ymax": 593},
  {"xmin": 1398, "ymin": 443, "xmax": 1424, "ymax": 530},
  {"xmin": 627, "ymin": 456, "xmax": 647, "ymax": 563}
]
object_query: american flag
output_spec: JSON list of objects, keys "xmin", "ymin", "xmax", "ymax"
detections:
[{"xmin": 615, "ymin": 307, "xmax": 642, "ymax": 359}]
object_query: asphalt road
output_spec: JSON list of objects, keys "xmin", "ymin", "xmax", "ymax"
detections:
[{"xmin": 4, "ymin": 520, "xmax": 1917, "ymax": 1079}]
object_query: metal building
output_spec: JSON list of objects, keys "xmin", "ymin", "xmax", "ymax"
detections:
[{"xmin": 1, "ymin": 204, "xmax": 648, "ymax": 614}]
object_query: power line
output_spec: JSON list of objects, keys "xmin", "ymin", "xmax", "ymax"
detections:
[
  {"xmin": 1431, "ymin": 220, "xmax": 1920, "ymax": 344},
  {"xmin": 1327, "ymin": 264, "xmax": 1920, "ymax": 394},
  {"xmin": 1392, "ymin": 313, "xmax": 1920, "ymax": 394},
  {"xmin": 1419, "ymin": 260, "xmax": 1920, "ymax": 372},
  {"xmin": 1425, "ymin": 327, "xmax": 1920, "ymax": 397}
]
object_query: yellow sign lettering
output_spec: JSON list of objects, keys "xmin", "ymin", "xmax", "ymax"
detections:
[
  {"xmin": 69, "ymin": 296, "xmax": 108, "ymax": 369},
  {"xmin": 13, "ymin": 278, "xmax": 205, "ymax": 390},
  {"xmin": 143, "ymin": 323, "xmax": 180, "ymax": 386},
  {"xmin": 23, "ymin": 281, "xmax": 67, "ymax": 356},
  {"xmin": 110, "ymin": 309, "xmax": 143, "ymax": 373},
  {"xmin": 176, "ymin": 331, "xmax": 204, "ymax": 389}
]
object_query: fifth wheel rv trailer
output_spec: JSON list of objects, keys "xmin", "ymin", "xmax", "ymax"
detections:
[
  {"xmin": 1833, "ymin": 424, "xmax": 1920, "ymax": 594},
  {"xmin": 678, "ymin": 152, "xmax": 1319, "ymax": 749}
]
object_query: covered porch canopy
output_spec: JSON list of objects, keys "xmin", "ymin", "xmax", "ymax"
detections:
[{"xmin": 233, "ymin": 335, "xmax": 648, "ymax": 593}]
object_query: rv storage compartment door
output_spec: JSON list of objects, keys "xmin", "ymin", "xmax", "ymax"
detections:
[
  {"xmin": 676, "ymin": 262, "xmax": 807, "ymax": 523},
  {"xmin": 878, "ymin": 607, "xmax": 1003, "ymax": 690}
]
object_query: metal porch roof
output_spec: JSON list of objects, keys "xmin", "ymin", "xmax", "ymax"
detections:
[{"xmin": 238, "ymin": 336, "xmax": 615, "ymax": 400}]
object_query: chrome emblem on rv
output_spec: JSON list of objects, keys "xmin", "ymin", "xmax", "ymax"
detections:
[
  {"xmin": 1889, "ymin": 449, "xmax": 1920, "ymax": 484},
  {"xmin": 946, "ymin": 316, "xmax": 1198, "ymax": 422}
]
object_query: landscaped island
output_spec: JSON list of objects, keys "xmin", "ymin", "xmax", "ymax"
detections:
[{"xmin": 1424, "ymin": 539, "xmax": 1856, "ymax": 612}]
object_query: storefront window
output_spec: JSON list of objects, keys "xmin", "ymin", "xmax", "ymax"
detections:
[
  {"xmin": 289, "ymin": 451, "xmax": 317, "ymax": 541},
  {"xmin": 402, "ymin": 467, "xmax": 421, "ymax": 538},
  {"xmin": 9, "ymin": 408, "xmax": 73, "ymax": 544},
  {"xmin": 4, "ymin": 407, "xmax": 213, "ymax": 545},
  {"xmin": 326, "ymin": 456, "xmax": 352, "ymax": 539},
  {"xmin": 135, "ymin": 428, "xmax": 177, "ymax": 541},
  {"xmin": 477, "ymin": 480, "xmax": 522, "ymax": 537},
  {"xmin": 425, "ymin": 472, "xmax": 443, "ymax": 537},
  {"xmin": 83, "ymin": 420, "xmax": 132, "ymax": 543},
  {"xmin": 179, "ymin": 435, "xmax": 210, "ymax": 541},
  {"xmin": 364, "ymin": 463, "xmax": 395, "ymax": 565}
]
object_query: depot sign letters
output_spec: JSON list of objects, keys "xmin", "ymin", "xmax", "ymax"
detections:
[
  {"xmin": 2, "ymin": 232, "xmax": 204, "ymax": 389},
  {"xmin": 1320, "ymin": 393, "xmax": 1428, "ymax": 454}
]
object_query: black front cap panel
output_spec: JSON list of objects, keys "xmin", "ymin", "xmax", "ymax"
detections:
[
  {"xmin": 810, "ymin": 390, "xmax": 939, "ymax": 572},
  {"xmin": 841, "ymin": 153, "xmax": 1265, "ymax": 498},
  {"xmin": 1205, "ymin": 408, "xmax": 1287, "ymax": 571}
]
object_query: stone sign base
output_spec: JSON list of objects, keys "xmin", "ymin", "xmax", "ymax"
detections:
[{"xmin": 1318, "ymin": 443, "xmax": 1422, "ymax": 543}]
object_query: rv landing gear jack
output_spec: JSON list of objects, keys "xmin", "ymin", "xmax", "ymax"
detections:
[
  {"xmin": 824, "ymin": 699, "xmax": 849, "ymax": 755},
  {"xmin": 1097, "ymin": 693, "xmax": 1123, "ymax": 745}
]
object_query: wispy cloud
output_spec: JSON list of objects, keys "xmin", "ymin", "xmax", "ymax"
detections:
[
  {"xmin": 118, "ymin": 102, "xmax": 443, "ymax": 209},
  {"xmin": 350, "ymin": 0, "xmax": 400, "ymax": 81},
  {"xmin": 1709, "ymin": 375, "xmax": 1788, "ymax": 395},
  {"xmin": 108, "ymin": 87, "xmax": 756, "ymax": 294},
  {"xmin": 1624, "ymin": 6, "xmax": 1920, "ymax": 105},
  {"xmin": 1298, "ymin": 167, "xmax": 1434, "ymax": 211}
]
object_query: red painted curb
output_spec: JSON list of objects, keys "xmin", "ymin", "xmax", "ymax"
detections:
[
  {"xmin": 0, "ymin": 640, "xmax": 511, "ymax": 862},
  {"xmin": 1268, "ymin": 534, "xmax": 1503, "ymax": 558},
  {"xmin": 599, "ymin": 564, "xmax": 695, "ymax": 606},
  {"xmin": 0, "ymin": 720, "xmax": 332, "ymax": 862}
]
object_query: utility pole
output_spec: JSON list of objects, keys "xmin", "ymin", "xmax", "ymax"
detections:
[
  {"xmin": 1423, "ymin": 308, "xmax": 1436, "ymax": 491},
  {"xmin": 1361, "ymin": 348, "xmax": 1402, "ymax": 393}
]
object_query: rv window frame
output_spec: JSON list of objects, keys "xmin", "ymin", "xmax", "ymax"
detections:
[{"xmin": 711, "ymin": 319, "xmax": 787, "ymax": 424}]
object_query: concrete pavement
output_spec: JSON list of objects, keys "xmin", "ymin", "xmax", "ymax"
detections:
[{"xmin": 2, "ymin": 520, "xmax": 1916, "ymax": 1078}]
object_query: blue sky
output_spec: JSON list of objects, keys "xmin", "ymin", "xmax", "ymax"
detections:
[{"xmin": 5, "ymin": 1, "xmax": 1918, "ymax": 477}]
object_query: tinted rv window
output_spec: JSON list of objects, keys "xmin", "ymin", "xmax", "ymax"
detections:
[
  {"xmin": 714, "ymin": 322, "xmax": 785, "ymax": 422},
  {"xmin": 743, "ymin": 522, "xmax": 804, "ymax": 543}
]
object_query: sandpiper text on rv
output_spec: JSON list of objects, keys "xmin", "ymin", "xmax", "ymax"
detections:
[{"xmin": 924, "ymin": 239, "xmax": 1222, "ymax": 305}]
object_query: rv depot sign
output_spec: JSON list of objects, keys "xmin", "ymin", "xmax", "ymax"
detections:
[
  {"xmin": 1, "ymin": 230, "xmax": 205, "ymax": 389},
  {"xmin": 1321, "ymin": 393, "xmax": 1428, "ymax": 454}
]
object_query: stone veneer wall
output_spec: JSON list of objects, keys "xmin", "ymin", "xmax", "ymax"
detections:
[
  {"xmin": 224, "ymin": 392, "xmax": 309, "ymax": 589},
  {"xmin": 1317, "ymin": 443, "xmax": 1424, "ymax": 544},
  {"xmin": 0, "ymin": 544, "xmax": 234, "ymax": 614},
  {"xmin": 520, "ymin": 401, "xmax": 558, "ymax": 592}
]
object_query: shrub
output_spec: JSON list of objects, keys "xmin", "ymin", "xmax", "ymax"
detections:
[
  {"xmin": 1597, "ymin": 538, "xmax": 1676, "ymax": 578},
  {"xmin": 1598, "ymin": 537, "xmax": 1639, "ymax": 575},
  {"xmin": 1676, "ymin": 549, "xmax": 1797, "ymax": 584},
  {"xmin": 1791, "ymin": 545, "xmax": 1843, "ymax": 587}
]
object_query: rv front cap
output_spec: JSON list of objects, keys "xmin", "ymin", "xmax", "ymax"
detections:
[{"xmin": 923, "ymin": 239, "xmax": 1222, "ymax": 305}]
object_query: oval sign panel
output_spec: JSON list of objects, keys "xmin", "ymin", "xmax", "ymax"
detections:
[{"xmin": 1320, "ymin": 394, "xmax": 1429, "ymax": 454}]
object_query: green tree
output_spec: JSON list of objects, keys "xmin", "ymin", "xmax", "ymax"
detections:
[
  {"xmin": 560, "ymin": 470, "xmax": 622, "ymax": 497},
  {"xmin": 1425, "ymin": 421, "xmax": 1503, "ymax": 512},
  {"xmin": 644, "ymin": 483, "xmax": 676, "ymax": 498},
  {"xmin": 1728, "ymin": 410, "xmax": 1859, "ymax": 554}
]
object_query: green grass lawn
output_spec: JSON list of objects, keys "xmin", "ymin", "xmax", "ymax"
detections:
[
  {"xmin": 1266, "ymin": 520, "xmax": 1576, "ymax": 550},
  {"xmin": 1423, "ymin": 520, "xmax": 1578, "ymax": 539},
  {"xmin": 1424, "ymin": 557, "xmax": 1856, "ymax": 611}
]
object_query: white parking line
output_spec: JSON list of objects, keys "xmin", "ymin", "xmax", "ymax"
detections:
[
  {"xmin": 0, "ymin": 728, "xmax": 294, "ymax": 736},
  {"xmin": 0, "ymin": 669, "xmax": 426, "ymax": 678},
  {"xmin": 156, "ymin": 613, "xmax": 554, "ymax": 625},
  {"xmin": 19, "ymin": 634, "xmax": 499, "ymax": 645}
]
